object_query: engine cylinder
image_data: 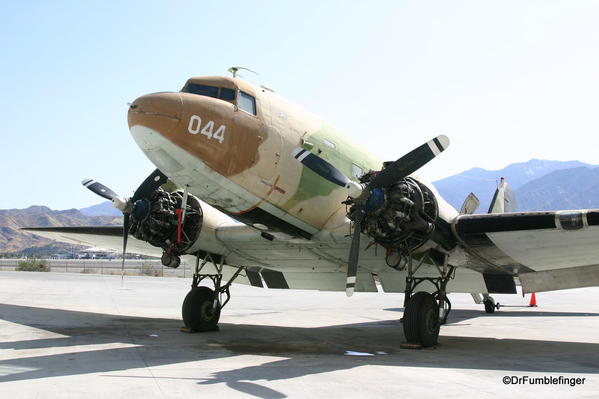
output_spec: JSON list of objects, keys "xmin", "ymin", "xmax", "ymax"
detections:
[
  {"xmin": 348, "ymin": 176, "xmax": 438, "ymax": 265},
  {"xmin": 128, "ymin": 188, "xmax": 203, "ymax": 258}
]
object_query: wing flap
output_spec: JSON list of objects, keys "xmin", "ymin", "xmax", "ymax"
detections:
[{"xmin": 519, "ymin": 264, "xmax": 599, "ymax": 293}]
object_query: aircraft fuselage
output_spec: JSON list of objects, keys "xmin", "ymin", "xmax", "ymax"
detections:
[{"xmin": 127, "ymin": 76, "xmax": 457, "ymax": 243}]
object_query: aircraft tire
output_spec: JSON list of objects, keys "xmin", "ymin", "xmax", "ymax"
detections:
[
  {"xmin": 182, "ymin": 286, "xmax": 221, "ymax": 331},
  {"xmin": 403, "ymin": 291, "xmax": 440, "ymax": 347},
  {"xmin": 484, "ymin": 298, "xmax": 496, "ymax": 314}
]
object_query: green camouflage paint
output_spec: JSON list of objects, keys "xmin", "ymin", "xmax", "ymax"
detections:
[{"xmin": 282, "ymin": 123, "xmax": 381, "ymax": 210}]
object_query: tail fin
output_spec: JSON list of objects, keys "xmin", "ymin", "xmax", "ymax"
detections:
[{"xmin": 488, "ymin": 177, "xmax": 516, "ymax": 213}]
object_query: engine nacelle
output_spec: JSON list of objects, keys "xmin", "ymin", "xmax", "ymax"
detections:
[
  {"xmin": 128, "ymin": 188, "xmax": 203, "ymax": 267},
  {"xmin": 348, "ymin": 176, "xmax": 438, "ymax": 268}
]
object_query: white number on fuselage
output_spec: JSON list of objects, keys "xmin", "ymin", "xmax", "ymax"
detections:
[{"xmin": 187, "ymin": 115, "xmax": 225, "ymax": 144}]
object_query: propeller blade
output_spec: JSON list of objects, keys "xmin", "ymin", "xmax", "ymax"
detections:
[
  {"xmin": 81, "ymin": 179, "xmax": 120, "ymax": 201},
  {"xmin": 369, "ymin": 135, "xmax": 449, "ymax": 189},
  {"xmin": 293, "ymin": 148, "xmax": 350, "ymax": 187},
  {"xmin": 132, "ymin": 169, "xmax": 168, "ymax": 201},
  {"xmin": 346, "ymin": 208, "xmax": 364, "ymax": 297},
  {"xmin": 121, "ymin": 213, "xmax": 129, "ymax": 286}
]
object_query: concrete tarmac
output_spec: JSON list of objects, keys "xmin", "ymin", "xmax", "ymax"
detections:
[{"xmin": 0, "ymin": 271, "xmax": 598, "ymax": 398}]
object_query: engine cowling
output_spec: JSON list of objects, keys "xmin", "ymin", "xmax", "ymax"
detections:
[
  {"xmin": 128, "ymin": 188, "xmax": 203, "ymax": 266},
  {"xmin": 347, "ymin": 175, "xmax": 438, "ymax": 268}
]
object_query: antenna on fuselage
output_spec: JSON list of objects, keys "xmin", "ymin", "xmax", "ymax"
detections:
[{"xmin": 228, "ymin": 66, "xmax": 260, "ymax": 78}]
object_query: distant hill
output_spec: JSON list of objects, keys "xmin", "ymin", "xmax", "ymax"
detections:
[
  {"xmin": 79, "ymin": 201, "xmax": 122, "ymax": 217},
  {"xmin": 433, "ymin": 159, "xmax": 593, "ymax": 212},
  {"xmin": 516, "ymin": 166, "xmax": 599, "ymax": 211},
  {"xmin": 0, "ymin": 206, "xmax": 122, "ymax": 254}
]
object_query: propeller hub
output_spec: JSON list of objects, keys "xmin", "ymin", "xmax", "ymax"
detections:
[
  {"xmin": 111, "ymin": 197, "xmax": 129, "ymax": 212},
  {"xmin": 132, "ymin": 199, "xmax": 151, "ymax": 221},
  {"xmin": 345, "ymin": 181, "xmax": 364, "ymax": 198},
  {"xmin": 364, "ymin": 188, "xmax": 385, "ymax": 212}
]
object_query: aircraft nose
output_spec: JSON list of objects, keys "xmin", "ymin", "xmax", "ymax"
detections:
[{"xmin": 127, "ymin": 92, "xmax": 183, "ymax": 136}]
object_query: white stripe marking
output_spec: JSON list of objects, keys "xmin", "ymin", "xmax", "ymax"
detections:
[
  {"xmin": 347, "ymin": 276, "xmax": 356, "ymax": 284},
  {"xmin": 297, "ymin": 151, "xmax": 310, "ymax": 162},
  {"xmin": 427, "ymin": 141, "xmax": 441, "ymax": 156}
]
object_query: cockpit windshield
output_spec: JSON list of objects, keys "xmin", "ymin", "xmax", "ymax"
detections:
[{"xmin": 183, "ymin": 84, "xmax": 236, "ymax": 102}]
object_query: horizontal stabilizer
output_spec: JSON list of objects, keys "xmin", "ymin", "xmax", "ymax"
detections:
[{"xmin": 459, "ymin": 192, "xmax": 480, "ymax": 214}]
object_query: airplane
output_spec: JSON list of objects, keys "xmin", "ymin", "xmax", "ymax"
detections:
[{"xmin": 25, "ymin": 70, "xmax": 599, "ymax": 348}]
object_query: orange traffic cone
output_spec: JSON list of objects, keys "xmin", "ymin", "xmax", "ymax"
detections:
[{"xmin": 529, "ymin": 292, "xmax": 537, "ymax": 307}]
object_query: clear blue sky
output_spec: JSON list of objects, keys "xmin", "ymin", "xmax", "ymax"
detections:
[{"xmin": 1, "ymin": 1, "xmax": 599, "ymax": 209}]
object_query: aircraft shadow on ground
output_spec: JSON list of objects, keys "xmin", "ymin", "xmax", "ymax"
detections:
[
  {"xmin": 385, "ymin": 307, "xmax": 599, "ymax": 319},
  {"xmin": 1, "ymin": 303, "xmax": 598, "ymax": 399}
]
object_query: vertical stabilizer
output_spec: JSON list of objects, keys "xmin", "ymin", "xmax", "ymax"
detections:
[{"xmin": 488, "ymin": 177, "xmax": 516, "ymax": 213}]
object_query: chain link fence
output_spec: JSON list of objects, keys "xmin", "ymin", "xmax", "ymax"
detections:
[{"xmin": 0, "ymin": 258, "xmax": 191, "ymax": 278}]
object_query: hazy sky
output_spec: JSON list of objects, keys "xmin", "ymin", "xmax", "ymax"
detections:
[{"xmin": 1, "ymin": 1, "xmax": 598, "ymax": 209}]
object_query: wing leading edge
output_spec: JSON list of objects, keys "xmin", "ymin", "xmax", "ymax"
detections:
[{"xmin": 22, "ymin": 226, "xmax": 164, "ymax": 257}]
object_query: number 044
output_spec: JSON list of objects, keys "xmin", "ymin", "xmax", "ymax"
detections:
[{"xmin": 187, "ymin": 115, "xmax": 226, "ymax": 143}]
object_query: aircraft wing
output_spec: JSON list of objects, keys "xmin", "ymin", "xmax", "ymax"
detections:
[
  {"xmin": 453, "ymin": 209, "xmax": 599, "ymax": 293},
  {"xmin": 23, "ymin": 224, "xmax": 382, "ymax": 292},
  {"xmin": 22, "ymin": 226, "xmax": 164, "ymax": 257},
  {"xmin": 26, "ymin": 207, "xmax": 599, "ymax": 295}
]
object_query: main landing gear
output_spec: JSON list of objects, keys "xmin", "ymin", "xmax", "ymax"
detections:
[
  {"xmin": 401, "ymin": 251, "xmax": 455, "ymax": 348},
  {"xmin": 182, "ymin": 252, "xmax": 243, "ymax": 332}
]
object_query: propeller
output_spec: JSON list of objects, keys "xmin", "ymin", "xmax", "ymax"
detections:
[
  {"xmin": 293, "ymin": 135, "xmax": 449, "ymax": 296},
  {"xmin": 82, "ymin": 169, "xmax": 168, "ymax": 284},
  {"xmin": 81, "ymin": 179, "xmax": 120, "ymax": 201}
]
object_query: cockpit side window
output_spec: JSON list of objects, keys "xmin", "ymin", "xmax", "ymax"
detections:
[
  {"xmin": 220, "ymin": 88, "xmax": 236, "ymax": 101},
  {"xmin": 239, "ymin": 91, "xmax": 256, "ymax": 115}
]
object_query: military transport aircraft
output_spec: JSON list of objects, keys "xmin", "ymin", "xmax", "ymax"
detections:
[{"xmin": 25, "ymin": 71, "xmax": 599, "ymax": 348}]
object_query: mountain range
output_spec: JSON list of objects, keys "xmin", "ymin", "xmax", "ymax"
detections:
[
  {"xmin": 79, "ymin": 201, "xmax": 122, "ymax": 217},
  {"xmin": 2, "ymin": 158, "xmax": 599, "ymax": 255},
  {"xmin": 433, "ymin": 159, "xmax": 598, "ymax": 212},
  {"xmin": 0, "ymin": 206, "xmax": 121, "ymax": 255}
]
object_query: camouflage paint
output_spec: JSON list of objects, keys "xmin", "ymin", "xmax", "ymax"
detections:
[{"xmin": 282, "ymin": 123, "xmax": 382, "ymax": 210}]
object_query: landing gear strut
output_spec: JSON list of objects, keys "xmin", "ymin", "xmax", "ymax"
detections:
[
  {"xmin": 182, "ymin": 252, "xmax": 243, "ymax": 332},
  {"xmin": 402, "ymin": 250, "xmax": 455, "ymax": 348}
]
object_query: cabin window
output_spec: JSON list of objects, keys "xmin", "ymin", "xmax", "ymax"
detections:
[
  {"xmin": 323, "ymin": 139, "xmax": 336, "ymax": 149},
  {"xmin": 239, "ymin": 91, "xmax": 257, "ymax": 115},
  {"xmin": 351, "ymin": 163, "xmax": 363, "ymax": 179}
]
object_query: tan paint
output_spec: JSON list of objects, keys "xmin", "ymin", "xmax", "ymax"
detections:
[
  {"xmin": 128, "ymin": 77, "xmax": 356, "ymax": 230},
  {"xmin": 128, "ymin": 79, "xmax": 267, "ymax": 178},
  {"xmin": 127, "ymin": 75, "xmax": 457, "ymax": 234}
]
